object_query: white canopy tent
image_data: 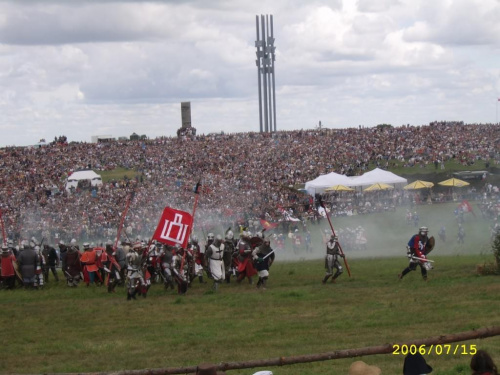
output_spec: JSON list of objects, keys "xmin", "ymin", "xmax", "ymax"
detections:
[
  {"xmin": 304, "ymin": 168, "xmax": 407, "ymax": 195},
  {"xmin": 350, "ymin": 168, "xmax": 407, "ymax": 189},
  {"xmin": 304, "ymin": 172, "xmax": 355, "ymax": 195},
  {"xmin": 65, "ymin": 170, "xmax": 103, "ymax": 191}
]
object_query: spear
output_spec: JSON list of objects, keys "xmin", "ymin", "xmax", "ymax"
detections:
[
  {"xmin": 180, "ymin": 179, "xmax": 202, "ymax": 276},
  {"xmin": 114, "ymin": 191, "xmax": 135, "ymax": 251},
  {"xmin": 319, "ymin": 198, "xmax": 352, "ymax": 277}
]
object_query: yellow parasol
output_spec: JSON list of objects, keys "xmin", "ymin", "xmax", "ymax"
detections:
[
  {"xmin": 325, "ymin": 184, "xmax": 355, "ymax": 192},
  {"xmin": 363, "ymin": 182, "xmax": 394, "ymax": 191},
  {"xmin": 438, "ymin": 178, "xmax": 470, "ymax": 187},
  {"xmin": 403, "ymin": 180, "xmax": 434, "ymax": 190}
]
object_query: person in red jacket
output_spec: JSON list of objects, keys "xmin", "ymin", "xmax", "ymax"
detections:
[{"xmin": 1, "ymin": 245, "xmax": 17, "ymax": 289}]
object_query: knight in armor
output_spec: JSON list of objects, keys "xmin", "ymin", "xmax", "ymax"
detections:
[
  {"xmin": 399, "ymin": 226, "xmax": 434, "ymax": 281},
  {"xmin": 125, "ymin": 243, "xmax": 146, "ymax": 300},
  {"xmin": 189, "ymin": 235, "xmax": 205, "ymax": 284},
  {"xmin": 253, "ymin": 238, "xmax": 275, "ymax": 290},
  {"xmin": 65, "ymin": 239, "xmax": 81, "ymax": 287},
  {"xmin": 322, "ymin": 235, "xmax": 344, "ymax": 284},
  {"xmin": 159, "ymin": 244, "xmax": 175, "ymax": 289},
  {"xmin": 33, "ymin": 244, "xmax": 45, "ymax": 288},
  {"xmin": 17, "ymin": 240, "xmax": 40, "ymax": 289},
  {"xmin": 171, "ymin": 244, "xmax": 191, "ymax": 295},
  {"xmin": 42, "ymin": 243, "xmax": 59, "ymax": 282},
  {"xmin": 205, "ymin": 234, "xmax": 225, "ymax": 292},
  {"xmin": 236, "ymin": 231, "xmax": 257, "ymax": 284},
  {"xmin": 102, "ymin": 240, "xmax": 121, "ymax": 293},
  {"xmin": 115, "ymin": 242, "xmax": 127, "ymax": 285},
  {"xmin": 223, "ymin": 230, "xmax": 236, "ymax": 283}
]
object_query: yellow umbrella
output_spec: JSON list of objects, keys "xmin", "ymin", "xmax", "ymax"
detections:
[
  {"xmin": 438, "ymin": 178, "xmax": 470, "ymax": 187},
  {"xmin": 403, "ymin": 180, "xmax": 434, "ymax": 190},
  {"xmin": 325, "ymin": 184, "xmax": 354, "ymax": 192},
  {"xmin": 363, "ymin": 182, "xmax": 394, "ymax": 191}
]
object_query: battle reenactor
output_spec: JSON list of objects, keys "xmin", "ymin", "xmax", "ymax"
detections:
[
  {"xmin": 322, "ymin": 235, "xmax": 344, "ymax": 284},
  {"xmin": 236, "ymin": 231, "xmax": 257, "ymax": 284},
  {"xmin": 159, "ymin": 244, "xmax": 175, "ymax": 289},
  {"xmin": 171, "ymin": 244, "xmax": 191, "ymax": 295},
  {"xmin": 42, "ymin": 243, "xmax": 59, "ymax": 282},
  {"xmin": 399, "ymin": 226, "xmax": 435, "ymax": 281},
  {"xmin": 205, "ymin": 234, "xmax": 225, "ymax": 292},
  {"xmin": 65, "ymin": 240, "xmax": 81, "ymax": 287},
  {"xmin": 223, "ymin": 229, "xmax": 236, "ymax": 283},
  {"xmin": 1, "ymin": 244, "xmax": 17, "ymax": 289},
  {"xmin": 253, "ymin": 237, "xmax": 275, "ymax": 290},
  {"xmin": 125, "ymin": 243, "xmax": 146, "ymax": 300}
]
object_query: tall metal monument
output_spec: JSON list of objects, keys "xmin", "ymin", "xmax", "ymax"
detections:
[{"xmin": 255, "ymin": 14, "xmax": 277, "ymax": 133}]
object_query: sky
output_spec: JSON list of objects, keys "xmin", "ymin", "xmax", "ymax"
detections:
[{"xmin": 1, "ymin": 0, "xmax": 500, "ymax": 147}]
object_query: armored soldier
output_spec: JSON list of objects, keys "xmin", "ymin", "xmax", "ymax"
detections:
[
  {"xmin": 171, "ymin": 244, "xmax": 190, "ymax": 295},
  {"xmin": 236, "ymin": 231, "xmax": 257, "ymax": 284},
  {"xmin": 188, "ymin": 235, "xmax": 205, "ymax": 284},
  {"xmin": 206, "ymin": 234, "xmax": 225, "ymax": 291},
  {"xmin": 399, "ymin": 226, "xmax": 435, "ymax": 281},
  {"xmin": 65, "ymin": 240, "xmax": 81, "ymax": 287},
  {"xmin": 125, "ymin": 243, "xmax": 145, "ymax": 300},
  {"xmin": 159, "ymin": 244, "xmax": 175, "ymax": 289},
  {"xmin": 17, "ymin": 241, "xmax": 39, "ymax": 289},
  {"xmin": 1, "ymin": 244, "xmax": 17, "ymax": 289},
  {"xmin": 322, "ymin": 235, "xmax": 344, "ymax": 284},
  {"xmin": 42, "ymin": 243, "xmax": 59, "ymax": 282},
  {"xmin": 223, "ymin": 230, "xmax": 236, "ymax": 283},
  {"xmin": 253, "ymin": 238, "xmax": 275, "ymax": 290}
]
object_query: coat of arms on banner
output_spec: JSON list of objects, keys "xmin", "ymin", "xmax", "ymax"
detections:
[{"xmin": 152, "ymin": 207, "xmax": 193, "ymax": 248}]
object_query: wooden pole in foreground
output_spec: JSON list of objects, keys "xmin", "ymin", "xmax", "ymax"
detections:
[{"xmin": 27, "ymin": 326, "xmax": 500, "ymax": 375}]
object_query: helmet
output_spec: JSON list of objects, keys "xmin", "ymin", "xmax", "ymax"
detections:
[
  {"xmin": 419, "ymin": 226, "xmax": 429, "ymax": 236},
  {"xmin": 191, "ymin": 235, "xmax": 198, "ymax": 244},
  {"xmin": 225, "ymin": 230, "xmax": 234, "ymax": 240},
  {"xmin": 207, "ymin": 233, "xmax": 214, "ymax": 241},
  {"xmin": 256, "ymin": 231, "xmax": 264, "ymax": 239},
  {"xmin": 263, "ymin": 238, "xmax": 271, "ymax": 245},
  {"xmin": 83, "ymin": 242, "xmax": 90, "ymax": 249}
]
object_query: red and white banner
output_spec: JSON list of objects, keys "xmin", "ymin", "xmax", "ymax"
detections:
[{"xmin": 152, "ymin": 207, "xmax": 193, "ymax": 248}]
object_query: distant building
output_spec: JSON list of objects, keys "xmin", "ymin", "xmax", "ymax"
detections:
[{"xmin": 91, "ymin": 135, "xmax": 114, "ymax": 143}]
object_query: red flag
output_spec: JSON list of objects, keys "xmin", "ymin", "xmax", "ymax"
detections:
[
  {"xmin": 152, "ymin": 207, "xmax": 193, "ymax": 248},
  {"xmin": 260, "ymin": 219, "xmax": 279, "ymax": 230}
]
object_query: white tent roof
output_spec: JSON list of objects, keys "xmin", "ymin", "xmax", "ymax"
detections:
[
  {"xmin": 304, "ymin": 172, "xmax": 354, "ymax": 195},
  {"xmin": 350, "ymin": 168, "xmax": 407, "ymax": 187},
  {"xmin": 304, "ymin": 168, "xmax": 407, "ymax": 195},
  {"xmin": 65, "ymin": 170, "xmax": 103, "ymax": 190}
]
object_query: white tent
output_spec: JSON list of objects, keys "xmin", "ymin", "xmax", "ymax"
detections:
[
  {"xmin": 304, "ymin": 168, "xmax": 407, "ymax": 195},
  {"xmin": 65, "ymin": 170, "xmax": 103, "ymax": 191},
  {"xmin": 350, "ymin": 168, "xmax": 407, "ymax": 188},
  {"xmin": 304, "ymin": 172, "xmax": 354, "ymax": 195}
]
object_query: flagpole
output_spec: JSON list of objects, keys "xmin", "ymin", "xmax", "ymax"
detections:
[
  {"xmin": 180, "ymin": 179, "xmax": 202, "ymax": 274},
  {"xmin": 114, "ymin": 191, "xmax": 135, "ymax": 250}
]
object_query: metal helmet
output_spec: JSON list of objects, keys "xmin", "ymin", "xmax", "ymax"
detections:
[
  {"xmin": 419, "ymin": 226, "xmax": 429, "ymax": 236},
  {"xmin": 83, "ymin": 242, "xmax": 90, "ymax": 249},
  {"xmin": 256, "ymin": 231, "xmax": 264, "ymax": 239},
  {"xmin": 214, "ymin": 234, "xmax": 223, "ymax": 245},
  {"xmin": 225, "ymin": 230, "xmax": 234, "ymax": 240},
  {"xmin": 207, "ymin": 233, "xmax": 214, "ymax": 241},
  {"xmin": 191, "ymin": 235, "xmax": 198, "ymax": 244}
]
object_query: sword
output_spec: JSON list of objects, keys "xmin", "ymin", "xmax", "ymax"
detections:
[{"xmin": 410, "ymin": 255, "xmax": 435, "ymax": 263}]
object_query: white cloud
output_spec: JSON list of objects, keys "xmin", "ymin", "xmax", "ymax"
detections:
[{"xmin": 0, "ymin": 0, "xmax": 499, "ymax": 147}]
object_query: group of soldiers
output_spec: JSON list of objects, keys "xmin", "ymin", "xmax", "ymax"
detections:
[{"xmin": 0, "ymin": 229, "xmax": 277, "ymax": 299}]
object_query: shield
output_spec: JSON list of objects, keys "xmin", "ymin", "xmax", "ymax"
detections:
[
  {"xmin": 438, "ymin": 178, "xmax": 470, "ymax": 187},
  {"xmin": 403, "ymin": 180, "xmax": 434, "ymax": 190},
  {"xmin": 363, "ymin": 182, "xmax": 394, "ymax": 192},
  {"xmin": 426, "ymin": 236, "xmax": 435, "ymax": 254},
  {"xmin": 325, "ymin": 184, "xmax": 354, "ymax": 192}
]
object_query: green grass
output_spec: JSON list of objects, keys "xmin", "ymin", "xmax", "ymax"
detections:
[
  {"xmin": 99, "ymin": 167, "xmax": 140, "ymax": 182},
  {"xmin": 0, "ymin": 203, "xmax": 499, "ymax": 375}
]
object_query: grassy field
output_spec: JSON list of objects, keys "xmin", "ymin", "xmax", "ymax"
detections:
[{"xmin": 0, "ymin": 204, "xmax": 499, "ymax": 375}]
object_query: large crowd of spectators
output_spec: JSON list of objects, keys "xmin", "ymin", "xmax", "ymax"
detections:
[{"xmin": 0, "ymin": 121, "xmax": 499, "ymax": 244}]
